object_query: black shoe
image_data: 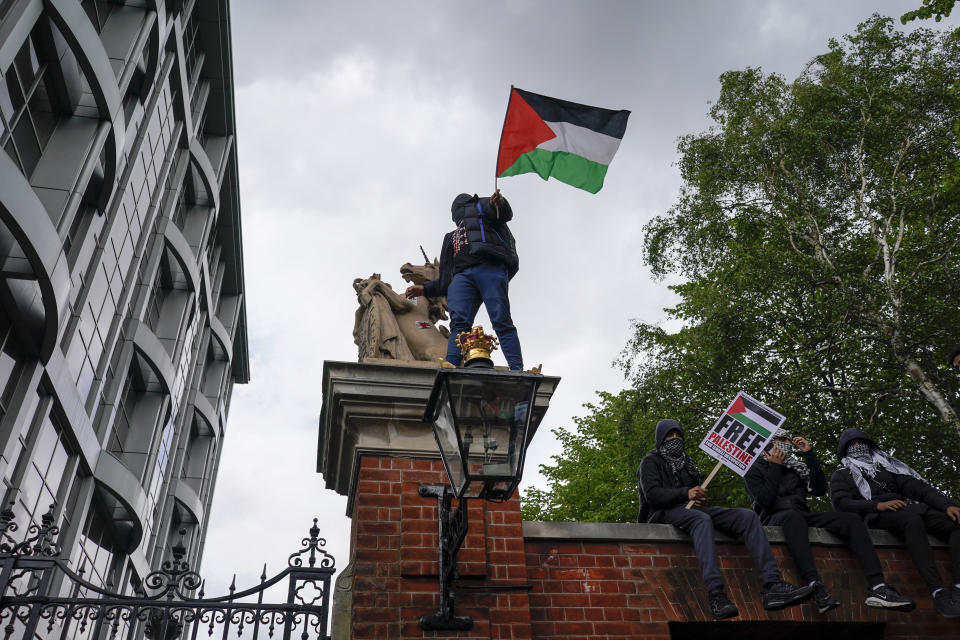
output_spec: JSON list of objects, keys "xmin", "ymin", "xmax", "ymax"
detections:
[
  {"xmin": 812, "ymin": 583, "xmax": 840, "ymax": 614},
  {"xmin": 865, "ymin": 584, "xmax": 915, "ymax": 611},
  {"xmin": 709, "ymin": 588, "xmax": 739, "ymax": 620},
  {"xmin": 933, "ymin": 589, "xmax": 960, "ymax": 618},
  {"xmin": 762, "ymin": 580, "xmax": 815, "ymax": 610}
]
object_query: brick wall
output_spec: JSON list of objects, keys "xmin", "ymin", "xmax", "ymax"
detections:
[
  {"xmin": 350, "ymin": 455, "xmax": 533, "ymax": 639},
  {"xmin": 524, "ymin": 532, "xmax": 957, "ymax": 639},
  {"xmin": 347, "ymin": 452, "xmax": 959, "ymax": 639}
]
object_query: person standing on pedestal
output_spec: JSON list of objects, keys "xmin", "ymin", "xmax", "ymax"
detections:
[{"xmin": 405, "ymin": 190, "xmax": 523, "ymax": 370}]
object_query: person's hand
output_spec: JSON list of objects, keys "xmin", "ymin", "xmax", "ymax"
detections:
[
  {"xmin": 766, "ymin": 447, "xmax": 786, "ymax": 465},
  {"xmin": 792, "ymin": 437, "xmax": 811, "ymax": 452},
  {"xmin": 688, "ymin": 486, "xmax": 707, "ymax": 504},
  {"xmin": 404, "ymin": 285, "xmax": 424, "ymax": 298},
  {"xmin": 490, "ymin": 189, "xmax": 503, "ymax": 207},
  {"xmin": 946, "ymin": 506, "xmax": 960, "ymax": 523},
  {"xmin": 877, "ymin": 499, "xmax": 907, "ymax": 512}
]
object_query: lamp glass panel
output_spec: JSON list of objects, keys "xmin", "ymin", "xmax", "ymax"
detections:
[
  {"xmin": 445, "ymin": 375, "xmax": 536, "ymax": 486},
  {"xmin": 432, "ymin": 381, "xmax": 467, "ymax": 497}
]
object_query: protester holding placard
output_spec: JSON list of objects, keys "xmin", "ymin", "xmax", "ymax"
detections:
[
  {"xmin": 637, "ymin": 419, "xmax": 814, "ymax": 620},
  {"xmin": 830, "ymin": 428, "xmax": 960, "ymax": 619},
  {"xmin": 745, "ymin": 430, "xmax": 914, "ymax": 614}
]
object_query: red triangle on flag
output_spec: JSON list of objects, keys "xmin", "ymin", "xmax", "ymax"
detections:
[
  {"xmin": 728, "ymin": 396, "xmax": 747, "ymax": 415},
  {"xmin": 496, "ymin": 89, "xmax": 557, "ymax": 176}
]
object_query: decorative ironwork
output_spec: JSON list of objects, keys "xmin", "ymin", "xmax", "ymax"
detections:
[
  {"xmin": 0, "ymin": 507, "xmax": 335, "ymax": 640},
  {"xmin": 417, "ymin": 485, "xmax": 472, "ymax": 631}
]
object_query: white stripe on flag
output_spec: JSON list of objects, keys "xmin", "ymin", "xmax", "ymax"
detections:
[{"xmin": 536, "ymin": 120, "xmax": 623, "ymax": 166}]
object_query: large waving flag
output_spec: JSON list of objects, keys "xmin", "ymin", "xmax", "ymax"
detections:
[{"xmin": 496, "ymin": 87, "xmax": 630, "ymax": 194}]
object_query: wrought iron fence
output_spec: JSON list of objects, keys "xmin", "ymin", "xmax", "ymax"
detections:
[{"xmin": 0, "ymin": 505, "xmax": 335, "ymax": 640}]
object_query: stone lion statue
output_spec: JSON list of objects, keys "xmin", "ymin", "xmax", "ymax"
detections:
[{"xmin": 353, "ymin": 260, "xmax": 450, "ymax": 363}]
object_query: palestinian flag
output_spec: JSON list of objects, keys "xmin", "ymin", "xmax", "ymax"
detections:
[
  {"xmin": 496, "ymin": 87, "xmax": 630, "ymax": 194},
  {"xmin": 726, "ymin": 393, "xmax": 784, "ymax": 439}
]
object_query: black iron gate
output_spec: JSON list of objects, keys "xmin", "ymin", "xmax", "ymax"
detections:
[{"xmin": 0, "ymin": 506, "xmax": 335, "ymax": 640}]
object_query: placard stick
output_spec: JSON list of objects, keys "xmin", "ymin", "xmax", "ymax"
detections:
[{"xmin": 685, "ymin": 461, "xmax": 723, "ymax": 509}]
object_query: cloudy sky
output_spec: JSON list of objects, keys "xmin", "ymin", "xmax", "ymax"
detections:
[{"xmin": 196, "ymin": 1, "xmax": 956, "ymax": 592}]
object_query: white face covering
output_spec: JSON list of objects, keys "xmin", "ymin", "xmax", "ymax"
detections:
[{"xmin": 840, "ymin": 441, "xmax": 927, "ymax": 499}]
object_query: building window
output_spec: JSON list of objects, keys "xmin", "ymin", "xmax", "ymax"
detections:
[
  {"xmin": 107, "ymin": 371, "xmax": 137, "ymax": 457},
  {"xmin": 201, "ymin": 339, "xmax": 228, "ymax": 403},
  {"xmin": 12, "ymin": 400, "xmax": 75, "ymax": 538},
  {"xmin": 145, "ymin": 247, "xmax": 195, "ymax": 356},
  {"xmin": 0, "ymin": 310, "xmax": 24, "ymax": 422},
  {"xmin": 80, "ymin": 0, "xmax": 115, "ymax": 34},
  {"xmin": 72, "ymin": 500, "xmax": 118, "ymax": 588},
  {"xmin": 183, "ymin": 0, "xmax": 203, "ymax": 83},
  {"xmin": 0, "ymin": 31, "xmax": 55, "ymax": 178},
  {"xmin": 105, "ymin": 352, "xmax": 168, "ymax": 482}
]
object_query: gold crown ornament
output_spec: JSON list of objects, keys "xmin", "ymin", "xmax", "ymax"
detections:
[{"xmin": 456, "ymin": 326, "xmax": 499, "ymax": 366}]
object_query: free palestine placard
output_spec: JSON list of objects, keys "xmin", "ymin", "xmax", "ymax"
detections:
[{"xmin": 698, "ymin": 391, "xmax": 786, "ymax": 477}]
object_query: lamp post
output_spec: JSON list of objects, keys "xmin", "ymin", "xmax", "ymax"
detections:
[{"xmin": 418, "ymin": 328, "xmax": 542, "ymax": 631}]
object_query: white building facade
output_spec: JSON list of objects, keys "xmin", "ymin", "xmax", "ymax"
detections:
[{"xmin": 0, "ymin": 0, "xmax": 246, "ymax": 593}]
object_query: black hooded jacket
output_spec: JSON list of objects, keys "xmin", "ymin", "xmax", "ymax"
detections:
[
  {"xmin": 744, "ymin": 448, "xmax": 827, "ymax": 523},
  {"xmin": 637, "ymin": 420, "xmax": 704, "ymax": 523},
  {"xmin": 829, "ymin": 427, "xmax": 953, "ymax": 525},
  {"xmin": 422, "ymin": 193, "xmax": 519, "ymax": 298}
]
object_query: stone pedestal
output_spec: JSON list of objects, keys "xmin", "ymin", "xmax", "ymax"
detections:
[{"xmin": 318, "ymin": 361, "xmax": 561, "ymax": 639}]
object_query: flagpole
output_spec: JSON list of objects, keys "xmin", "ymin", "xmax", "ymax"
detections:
[
  {"xmin": 685, "ymin": 461, "xmax": 723, "ymax": 509},
  {"xmin": 495, "ymin": 84, "xmax": 515, "ymax": 194}
]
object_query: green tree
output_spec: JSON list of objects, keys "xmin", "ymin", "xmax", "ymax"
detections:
[
  {"xmin": 523, "ymin": 16, "xmax": 960, "ymax": 522},
  {"xmin": 902, "ymin": 0, "xmax": 955, "ymax": 24}
]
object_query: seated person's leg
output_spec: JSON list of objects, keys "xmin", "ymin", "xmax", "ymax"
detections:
[
  {"xmin": 806, "ymin": 511, "xmax": 884, "ymax": 587},
  {"xmin": 767, "ymin": 510, "xmax": 820, "ymax": 586},
  {"xmin": 709, "ymin": 507, "xmax": 780, "ymax": 586},
  {"xmin": 662, "ymin": 506, "xmax": 724, "ymax": 593},
  {"xmin": 874, "ymin": 510, "xmax": 945, "ymax": 593},
  {"xmin": 921, "ymin": 509, "xmax": 960, "ymax": 588}
]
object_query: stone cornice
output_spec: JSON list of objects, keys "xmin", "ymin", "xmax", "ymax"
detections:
[
  {"xmin": 318, "ymin": 360, "xmax": 561, "ymax": 516},
  {"xmin": 522, "ymin": 520, "xmax": 947, "ymax": 549}
]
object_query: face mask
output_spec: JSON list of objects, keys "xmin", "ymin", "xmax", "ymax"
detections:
[
  {"xmin": 662, "ymin": 437, "xmax": 684, "ymax": 457},
  {"xmin": 772, "ymin": 440, "xmax": 795, "ymax": 455},
  {"xmin": 846, "ymin": 442, "xmax": 872, "ymax": 460}
]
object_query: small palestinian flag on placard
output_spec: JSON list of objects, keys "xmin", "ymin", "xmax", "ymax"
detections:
[
  {"xmin": 727, "ymin": 394, "xmax": 782, "ymax": 438},
  {"xmin": 496, "ymin": 87, "xmax": 630, "ymax": 194}
]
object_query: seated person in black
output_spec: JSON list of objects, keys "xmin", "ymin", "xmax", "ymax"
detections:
[
  {"xmin": 745, "ymin": 430, "xmax": 913, "ymax": 613},
  {"xmin": 638, "ymin": 419, "xmax": 813, "ymax": 620},
  {"xmin": 830, "ymin": 427, "xmax": 960, "ymax": 618}
]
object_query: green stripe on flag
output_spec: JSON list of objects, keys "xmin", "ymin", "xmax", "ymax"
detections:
[
  {"xmin": 499, "ymin": 148, "xmax": 609, "ymax": 194},
  {"xmin": 730, "ymin": 412, "xmax": 771, "ymax": 438}
]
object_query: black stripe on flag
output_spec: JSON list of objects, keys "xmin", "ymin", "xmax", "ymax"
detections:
[
  {"xmin": 516, "ymin": 88, "xmax": 630, "ymax": 139},
  {"xmin": 742, "ymin": 396, "xmax": 783, "ymax": 428}
]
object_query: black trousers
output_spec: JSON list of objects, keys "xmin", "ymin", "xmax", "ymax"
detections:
[
  {"xmin": 873, "ymin": 507, "xmax": 960, "ymax": 591},
  {"xmin": 767, "ymin": 510, "xmax": 884, "ymax": 587}
]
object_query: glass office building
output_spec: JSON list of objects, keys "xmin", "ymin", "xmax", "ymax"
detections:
[{"xmin": 0, "ymin": 0, "xmax": 246, "ymax": 593}]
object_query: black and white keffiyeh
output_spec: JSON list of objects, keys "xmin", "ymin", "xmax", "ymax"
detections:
[
  {"xmin": 841, "ymin": 444, "xmax": 927, "ymax": 500},
  {"xmin": 658, "ymin": 437, "xmax": 705, "ymax": 486},
  {"xmin": 770, "ymin": 429, "xmax": 810, "ymax": 485}
]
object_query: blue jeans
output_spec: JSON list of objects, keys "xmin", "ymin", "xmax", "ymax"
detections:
[
  {"xmin": 662, "ymin": 505, "xmax": 781, "ymax": 592},
  {"xmin": 445, "ymin": 263, "xmax": 523, "ymax": 370}
]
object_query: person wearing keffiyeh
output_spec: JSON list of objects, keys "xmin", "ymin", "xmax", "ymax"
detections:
[
  {"xmin": 830, "ymin": 427, "xmax": 960, "ymax": 618},
  {"xmin": 745, "ymin": 430, "xmax": 914, "ymax": 614},
  {"xmin": 637, "ymin": 419, "xmax": 813, "ymax": 620}
]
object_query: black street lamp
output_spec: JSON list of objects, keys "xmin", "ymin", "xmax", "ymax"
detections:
[{"xmin": 418, "ymin": 328, "xmax": 542, "ymax": 631}]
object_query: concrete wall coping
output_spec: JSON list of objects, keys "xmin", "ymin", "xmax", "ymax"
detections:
[{"xmin": 522, "ymin": 519, "xmax": 947, "ymax": 549}]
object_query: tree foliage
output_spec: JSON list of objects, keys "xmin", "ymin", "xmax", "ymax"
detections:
[
  {"xmin": 522, "ymin": 16, "xmax": 960, "ymax": 523},
  {"xmin": 902, "ymin": 0, "xmax": 955, "ymax": 24}
]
